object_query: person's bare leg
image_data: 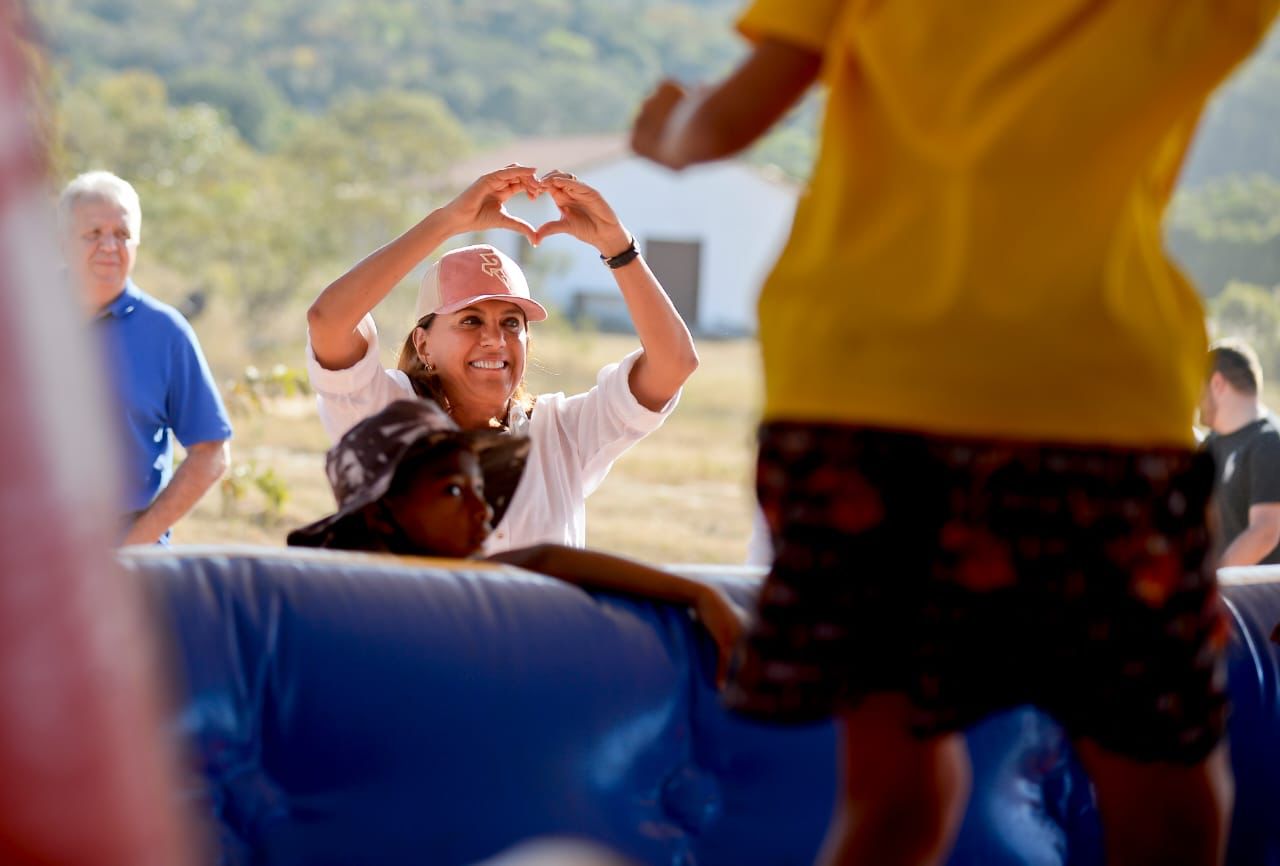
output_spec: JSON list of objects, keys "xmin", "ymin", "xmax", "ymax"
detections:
[
  {"xmin": 818, "ymin": 694, "xmax": 970, "ymax": 866},
  {"xmin": 1074, "ymin": 739, "xmax": 1233, "ymax": 866}
]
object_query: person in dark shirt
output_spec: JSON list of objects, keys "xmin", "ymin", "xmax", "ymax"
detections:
[{"xmin": 1200, "ymin": 339, "xmax": 1280, "ymax": 566}]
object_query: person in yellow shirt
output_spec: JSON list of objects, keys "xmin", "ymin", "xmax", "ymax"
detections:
[{"xmin": 632, "ymin": 3, "xmax": 1278, "ymax": 865}]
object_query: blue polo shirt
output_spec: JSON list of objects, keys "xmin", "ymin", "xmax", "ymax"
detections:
[{"xmin": 94, "ymin": 280, "xmax": 232, "ymax": 513}]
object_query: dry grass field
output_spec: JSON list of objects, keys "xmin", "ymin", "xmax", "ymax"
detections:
[
  {"xmin": 177, "ymin": 329, "xmax": 764, "ymax": 565},
  {"xmin": 150, "ymin": 316, "xmax": 1280, "ymax": 564}
]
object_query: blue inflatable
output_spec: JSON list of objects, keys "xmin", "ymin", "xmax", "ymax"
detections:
[{"xmin": 122, "ymin": 548, "xmax": 1280, "ymax": 866}]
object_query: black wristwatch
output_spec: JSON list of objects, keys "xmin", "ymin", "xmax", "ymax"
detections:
[{"xmin": 600, "ymin": 236, "xmax": 640, "ymax": 270}]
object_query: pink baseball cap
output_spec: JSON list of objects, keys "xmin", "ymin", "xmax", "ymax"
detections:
[{"xmin": 415, "ymin": 244, "xmax": 549, "ymax": 323}]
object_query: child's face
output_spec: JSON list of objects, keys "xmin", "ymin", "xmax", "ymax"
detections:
[{"xmin": 382, "ymin": 448, "xmax": 494, "ymax": 557}]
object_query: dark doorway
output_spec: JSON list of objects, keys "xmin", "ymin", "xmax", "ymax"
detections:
[{"xmin": 645, "ymin": 238, "xmax": 701, "ymax": 330}]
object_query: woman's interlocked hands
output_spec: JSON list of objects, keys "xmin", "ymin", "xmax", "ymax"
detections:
[
  {"xmin": 440, "ymin": 165, "xmax": 632, "ymax": 258},
  {"xmin": 439, "ymin": 164, "xmax": 542, "ymax": 245},
  {"xmin": 531, "ymin": 169, "xmax": 631, "ymax": 257}
]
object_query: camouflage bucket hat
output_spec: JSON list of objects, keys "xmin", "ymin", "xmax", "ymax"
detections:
[{"xmin": 287, "ymin": 399, "xmax": 530, "ymax": 548}]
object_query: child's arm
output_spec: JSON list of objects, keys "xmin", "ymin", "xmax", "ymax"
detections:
[
  {"xmin": 488, "ymin": 545, "xmax": 746, "ymax": 686},
  {"xmin": 631, "ymin": 37, "xmax": 822, "ymax": 171}
]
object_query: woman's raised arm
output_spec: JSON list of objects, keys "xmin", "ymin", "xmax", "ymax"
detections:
[
  {"xmin": 532, "ymin": 171, "xmax": 699, "ymax": 410},
  {"xmin": 307, "ymin": 165, "xmax": 541, "ymax": 371}
]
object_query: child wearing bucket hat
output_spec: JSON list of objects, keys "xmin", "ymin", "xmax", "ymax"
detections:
[
  {"xmin": 304, "ymin": 166, "xmax": 698, "ymax": 557},
  {"xmin": 289, "ymin": 399, "xmax": 743, "ymax": 684},
  {"xmin": 287, "ymin": 398, "xmax": 528, "ymax": 557}
]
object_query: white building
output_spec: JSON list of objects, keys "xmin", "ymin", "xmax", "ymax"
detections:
[{"xmin": 445, "ymin": 135, "xmax": 799, "ymax": 336}]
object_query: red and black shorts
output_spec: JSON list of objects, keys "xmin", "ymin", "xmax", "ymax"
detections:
[{"xmin": 724, "ymin": 422, "xmax": 1230, "ymax": 765}]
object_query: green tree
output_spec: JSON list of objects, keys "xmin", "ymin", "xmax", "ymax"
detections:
[
  {"xmin": 58, "ymin": 72, "xmax": 325, "ymax": 352},
  {"xmin": 32, "ymin": 0, "xmax": 747, "ymax": 141},
  {"xmin": 1209, "ymin": 281, "xmax": 1280, "ymax": 383},
  {"xmin": 1167, "ymin": 173, "xmax": 1280, "ymax": 297},
  {"xmin": 169, "ymin": 67, "xmax": 295, "ymax": 150},
  {"xmin": 1181, "ymin": 31, "xmax": 1280, "ymax": 185},
  {"xmin": 279, "ymin": 88, "xmax": 470, "ymax": 255}
]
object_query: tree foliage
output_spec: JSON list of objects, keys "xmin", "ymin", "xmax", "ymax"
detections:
[
  {"xmin": 1209, "ymin": 281, "xmax": 1280, "ymax": 387},
  {"xmin": 1180, "ymin": 27, "xmax": 1280, "ymax": 186},
  {"xmin": 34, "ymin": 0, "xmax": 744, "ymax": 139},
  {"xmin": 33, "ymin": 0, "xmax": 1280, "ymax": 369},
  {"xmin": 1168, "ymin": 174, "xmax": 1280, "ymax": 298},
  {"xmin": 55, "ymin": 69, "xmax": 469, "ymax": 355},
  {"xmin": 37, "ymin": 0, "xmax": 820, "ymax": 368}
]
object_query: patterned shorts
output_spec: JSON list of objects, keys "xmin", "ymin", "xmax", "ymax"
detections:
[{"xmin": 724, "ymin": 423, "xmax": 1230, "ymax": 765}]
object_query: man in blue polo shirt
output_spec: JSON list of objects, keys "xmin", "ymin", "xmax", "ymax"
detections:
[{"xmin": 58, "ymin": 171, "xmax": 232, "ymax": 545}]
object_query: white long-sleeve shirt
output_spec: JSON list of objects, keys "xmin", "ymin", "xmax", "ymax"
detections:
[{"xmin": 306, "ymin": 315, "xmax": 678, "ymax": 554}]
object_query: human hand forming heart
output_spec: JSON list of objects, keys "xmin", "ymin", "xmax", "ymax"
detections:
[
  {"xmin": 440, "ymin": 164, "xmax": 541, "ymax": 245},
  {"xmin": 441, "ymin": 165, "xmax": 631, "ymax": 258},
  {"xmin": 530, "ymin": 169, "xmax": 631, "ymax": 257}
]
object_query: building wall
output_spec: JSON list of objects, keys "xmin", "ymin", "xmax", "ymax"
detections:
[{"xmin": 492, "ymin": 157, "xmax": 797, "ymax": 335}]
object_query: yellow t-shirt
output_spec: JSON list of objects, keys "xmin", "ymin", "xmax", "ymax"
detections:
[{"xmin": 741, "ymin": 0, "xmax": 1278, "ymax": 447}]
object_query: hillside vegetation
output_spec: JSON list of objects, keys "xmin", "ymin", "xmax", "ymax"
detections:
[
  {"xmin": 33, "ymin": 2, "xmax": 1279, "ymax": 362},
  {"xmin": 32, "ymin": 0, "xmax": 817, "ymax": 366},
  {"xmin": 23, "ymin": 2, "xmax": 1280, "ymax": 556}
]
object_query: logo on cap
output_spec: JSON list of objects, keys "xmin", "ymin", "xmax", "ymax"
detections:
[{"xmin": 479, "ymin": 251, "xmax": 510, "ymax": 288}]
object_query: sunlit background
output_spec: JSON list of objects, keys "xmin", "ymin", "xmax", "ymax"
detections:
[{"xmin": 23, "ymin": 1, "xmax": 1280, "ymax": 561}]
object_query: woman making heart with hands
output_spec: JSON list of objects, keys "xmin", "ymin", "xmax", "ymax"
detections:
[{"xmin": 305, "ymin": 165, "xmax": 698, "ymax": 553}]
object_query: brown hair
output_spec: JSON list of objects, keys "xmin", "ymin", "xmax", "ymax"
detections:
[
  {"xmin": 396, "ymin": 315, "xmax": 535, "ymax": 423},
  {"xmin": 1209, "ymin": 338, "xmax": 1263, "ymax": 397}
]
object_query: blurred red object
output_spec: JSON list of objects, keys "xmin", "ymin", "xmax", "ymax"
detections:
[{"xmin": 0, "ymin": 4, "xmax": 196, "ymax": 864}]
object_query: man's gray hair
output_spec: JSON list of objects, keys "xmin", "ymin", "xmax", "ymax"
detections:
[{"xmin": 57, "ymin": 171, "xmax": 142, "ymax": 240}]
